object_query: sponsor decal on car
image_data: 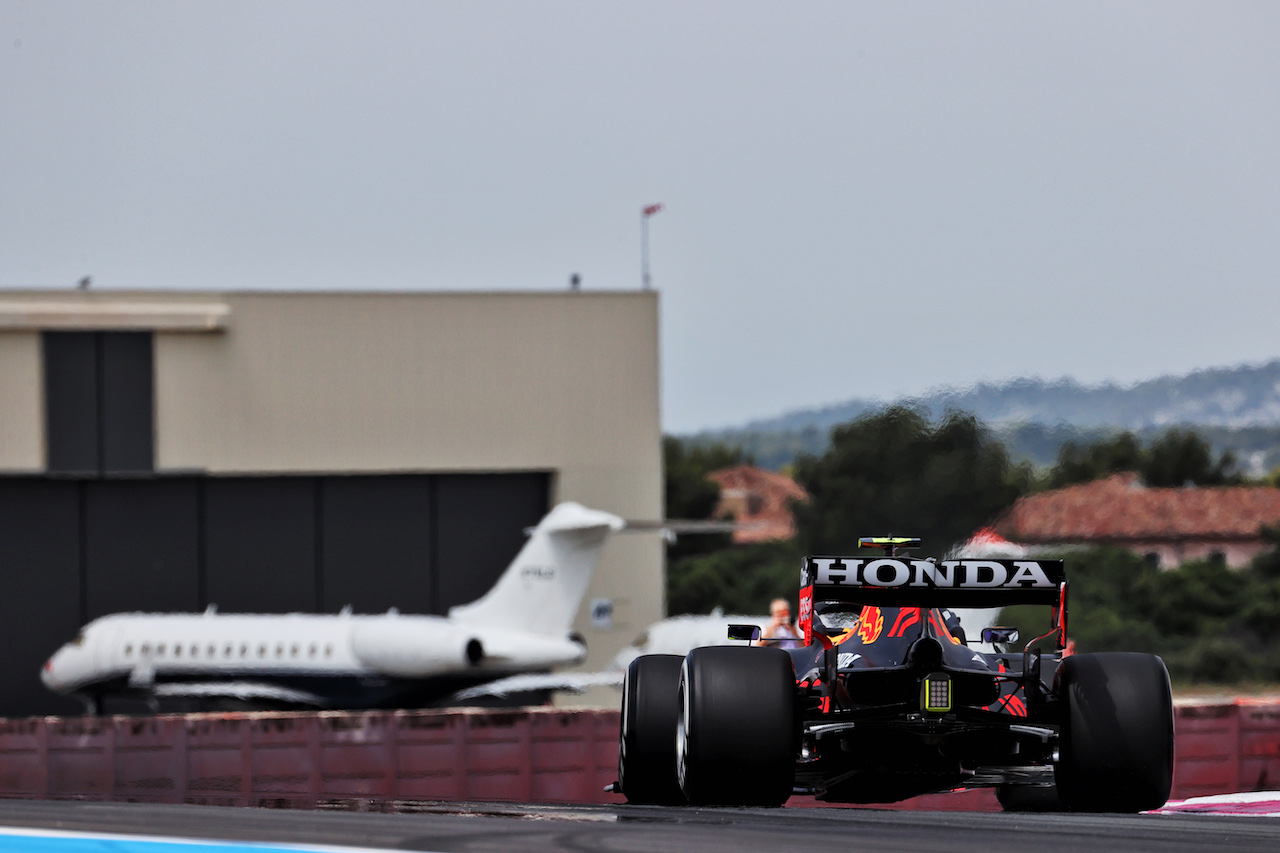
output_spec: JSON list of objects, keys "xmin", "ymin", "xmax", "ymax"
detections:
[
  {"xmin": 806, "ymin": 558, "xmax": 1059, "ymax": 590},
  {"xmin": 798, "ymin": 584, "xmax": 814, "ymax": 644},
  {"xmin": 855, "ymin": 606, "xmax": 883, "ymax": 644}
]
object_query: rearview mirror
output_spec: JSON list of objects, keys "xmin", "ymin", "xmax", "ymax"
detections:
[
  {"xmin": 727, "ymin": 624, "xmax": 761, "ymax": 642},
  {"xmin": 981, "ymin": 626, "xmax": 1020, "ymax": 645}
]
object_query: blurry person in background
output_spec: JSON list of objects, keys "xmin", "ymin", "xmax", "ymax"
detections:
[{"xmin": 756, "ymin": 597, "xmax": 803, "ymax": 648}]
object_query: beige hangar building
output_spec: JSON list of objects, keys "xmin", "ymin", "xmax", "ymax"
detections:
[{"xmin": 0, "ymin": 289, "xmax": 663, "ymax": 716}]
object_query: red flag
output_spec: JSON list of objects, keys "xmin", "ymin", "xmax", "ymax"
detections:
[{"xmin": 642, "ymin": 203, "xmax": 664, "ymax": 216}]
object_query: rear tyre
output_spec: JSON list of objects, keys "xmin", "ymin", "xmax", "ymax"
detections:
[
  {"xmin": 618, "ymin": 654, "xmax": 685, "ymax": 804},
  {"xmin": 677, "ymin": 646, "xmax": 796, "ymax": 807},
  {"xmin": 1054, "ymin": 652, "xmax": 1174, "ymax": 813}
]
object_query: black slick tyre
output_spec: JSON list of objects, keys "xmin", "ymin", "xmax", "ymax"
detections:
[
  {"xmin": 677, "ymin": 645, "xmax": 796, "ymax": 807},
  {"xmin": 618, "ymin": 654, "xmax": 685, "ymax": 804},
  {"xmin": 996, "ymin": 783, "xmax": 1065, "ymax": 812},
  {"xmin": 1054, "ymin": 652, "xmax": 1174, "ymax": 813}
]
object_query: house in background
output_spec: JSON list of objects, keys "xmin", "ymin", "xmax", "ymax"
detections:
[
  {"xmin": 992, "ymin": 472, "xmax": 1280, "ymax": 568},
  {"xmin": 708, "ymin": 464, "xmax": 808, "ymax": 544}
]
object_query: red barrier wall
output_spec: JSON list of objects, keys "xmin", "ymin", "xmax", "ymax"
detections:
[{"xmin": 0, "ymin": 702, "xmax": 1276, "ymax": 810}]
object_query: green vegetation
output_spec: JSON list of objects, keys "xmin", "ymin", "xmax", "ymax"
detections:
[
  {"xmin": 667, "ymin": 406, "xmax": 1034, "ymax": 615},
  {"xmin": 792, "ymin": 406, "xmax": 1032, "ymax": 555},
  {"xmin": 686, "ymin": 359, "xmax": 1280, "ymax": 473},
  {"xmin": 662, "ymin": 436, "xmax": 743, "ymax": 562},
  {"xmin": 662, "ymin": 435, "xmax": 803, "ymax": 615},
  {"xmin": 1048, "ymin": 427, "xmax": 1240, "ymax": 489},
  {"xmin": 999, "ymin": 537, "xmax": 1280, "ymax": 683},
  {"xmin": 690, "ymin": 422, "xmax": 1280, "ymax": 477},
  {"xmin": 667, "ymin": 540, "xmax": 802, "ymax": 617}
]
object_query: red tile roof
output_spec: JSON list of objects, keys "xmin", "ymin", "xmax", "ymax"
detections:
[
  {"xmin": 708, "ymin": 464, "xmax": 808, "ymax": 543},
  {"xmin": 993, "ymin": 473, "xmax": 1280, "ymax": 544}
]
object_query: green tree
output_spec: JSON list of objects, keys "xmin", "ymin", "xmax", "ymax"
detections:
[
  {"xmin": 999, "ymin": 545, "xmax": 1280, "ymax": 684},
  {"xmin": 1048, "ymin": 432, "xmax": 1144, "ymax": 488},
  {"xmin": 1144, "ymin": 428, "xmax": 1239, "ymax": 487},
  {"xmin": 792, "ymin": 406, "xmax": 1030, "ymax": 555},
  {"xmin": 1047, "ymin": 428, "xmax": 1239, "ymax": 489},
  {"xmin": 662, "ymin": 436, "xmax": 745, "ymax": 561},
  {"xmin": 667, "ymin": 540, "xmax": 802, "ymax": 616}
]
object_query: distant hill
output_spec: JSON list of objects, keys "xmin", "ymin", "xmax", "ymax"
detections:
[{"xmin": 687, "ymin": 360, "xmax": 1280, "ymax": 473}]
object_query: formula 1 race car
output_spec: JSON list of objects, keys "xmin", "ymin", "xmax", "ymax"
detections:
[{"xmin": 616, "ymin": 538, "xmax": 1174, "ymax": 812}]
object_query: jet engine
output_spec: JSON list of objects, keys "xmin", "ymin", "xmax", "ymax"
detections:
[{"xmin": 350, "ymin": 616, "xmax": 484, "ymax": 677}]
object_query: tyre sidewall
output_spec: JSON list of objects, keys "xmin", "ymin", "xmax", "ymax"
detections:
[
  {"xmin": 1054, "ymin": 652, "xmax": 1174, "ymax": 812},
  {"xmin": 618, "ymin": 654, "xmax": 685, "ymax": 804},
  {"xmin": 678, "ymin": 645, "xmax": 797, "ymax": 806}
]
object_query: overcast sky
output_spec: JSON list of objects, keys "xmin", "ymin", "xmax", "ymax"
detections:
[{"xmin": 3, "ymin": 2, "xmax": 1278, "ymax": 433}]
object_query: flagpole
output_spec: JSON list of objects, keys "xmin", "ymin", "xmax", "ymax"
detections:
[
  {"xmin": 641, "ymin": 203, "xmax": 663, "ymax": 290},
  {"xmin": 641, "ymin": 211, "xmax": 650, "ymax": 291}
]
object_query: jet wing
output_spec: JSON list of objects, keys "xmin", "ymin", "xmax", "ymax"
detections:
[
  {"xmin": 151, "ymin": 681, "xmax": 326, "ymax": 706},
  {"xmin": 449, "ymin": 669, "xmax": 624, "ymax": 701}
]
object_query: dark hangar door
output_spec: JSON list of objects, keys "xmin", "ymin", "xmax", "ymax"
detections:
[
  {"xmin": 43, "ymin": 331, "xmax": 154, "ymax": 475},
  {"xmin": 203, "ymin": 478, "xmax": 319, "ymax": 613},
  {"xmin": 319, "ymin": 475, "xmax": 435, "ymax": 614},
  {"xmin": 84, "ymin": 479, "xmax": 200, "ymax": 618},
  {"xmin": 435, "ymin": 473, "xmax": 551, "ymax": 612},
  {"xmin": 0, "ymin": 480, "xmax": 84, "ymax": 717}
]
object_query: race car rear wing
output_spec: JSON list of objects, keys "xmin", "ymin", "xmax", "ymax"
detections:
[{"xmin": 798, "ymin": 555, "xmax": 1068, "ymax": 646}]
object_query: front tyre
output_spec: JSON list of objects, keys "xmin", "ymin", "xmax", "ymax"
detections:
[
  {"xmin": 677, "ymin": 646, "xmax": 796, "ymax": 807},
  {"xmin": 1054, "ymin": 652, "xmax": 1174, "ymax": 812},
  {"xmin": 618, "ymin": 654, "xmax": 685, "ymax": 804}
]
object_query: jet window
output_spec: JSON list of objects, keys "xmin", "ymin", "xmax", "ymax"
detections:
[
  {"xmin": 207, "ymin": 644, "xmax": 217, "ymax": 658},
  {"xmin": 140, "ymin": 643, "xmax": 151, "ymax": 655},
  {"xmin": 257, "ymin": 644, "xmax": 267, "ymax": 658},
  {"xmin": 239, "ymin": 644, "xmax": 248, "ymax": 657},
  {"xmin": 324, "ymin": 644, "xmax": 333, "ymax": 658},
  {"xmin": 156, "ymin": 643, "xmax": 166, "ymax": 656},
  {"xmin": 275, "ymin": 643, "xmax": 284, "ymax": 658},
  {"xmin": 124, "ymin": 644, "xmax": 133, "ymax": 656},
  {"xmin": 174, "ymin": 645, "xmax": 182, "ymax": 657},
  {"xmin": 308, "ymin": 643, "xmax": 317, "ymax": 658},
  {"xmin": 290, "ymin": 644, "xmax": 299, "ymax": 658}
]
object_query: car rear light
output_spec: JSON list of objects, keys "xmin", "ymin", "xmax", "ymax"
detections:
[{"xmin": 921, "ymin": 672, "xmax": 952, "ymax": 713}]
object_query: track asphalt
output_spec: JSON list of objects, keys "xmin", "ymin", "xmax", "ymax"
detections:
[{"xmin": 2, "ymin": 799, "xmax": 1280, "ymax": 853}]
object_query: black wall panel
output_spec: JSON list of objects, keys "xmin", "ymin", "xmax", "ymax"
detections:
[
  {"xmin": 320, "ymin": 476, "xmax": 434, "ymax": 614},
  {"xmin": 435, "ymin": 473, "xmax": 549, "ymax": 612},
  {"xmin": 84, "ymin": 479, "xmax": 200, "ymax": 617},
  {"xmin": 100, "ymin": 332, "xmax": 154, "ymax": 473},
  {"xmin": 43, "ymin": 332, "xmax": 100, "ymax": 473},
  {"xmin": 0, "ymin": 480, "xmax": 84, "ymax": 716},
  {"xmin": 204, "ymin": 478, "xmax": 317, "ymax": 612}
]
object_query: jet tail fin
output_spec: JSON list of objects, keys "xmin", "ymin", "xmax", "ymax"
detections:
[{"xmin": 448, "ymin": 502, "xmax": 624, "ymax": 636}]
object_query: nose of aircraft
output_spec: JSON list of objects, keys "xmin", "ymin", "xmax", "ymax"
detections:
[
  {"xmin": 41, "ymin": 654, "xmax": 60, "ymax": 690},
  {"xmin": 41, "ymin": 644, "xmax": 75, "ymax": 692}
]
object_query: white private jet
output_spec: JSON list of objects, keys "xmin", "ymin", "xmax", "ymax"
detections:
[
  {"xmin": 42, "ymin": 502, "xmax": 624, "ymax": 714},
  {"xmin": 452, "ymin": 610, "xmax": 774, "ymax": 700}
]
